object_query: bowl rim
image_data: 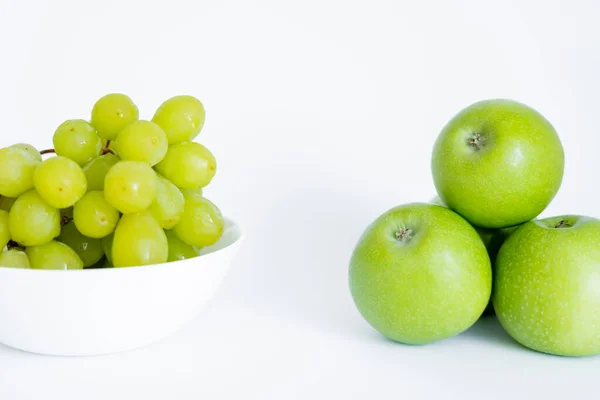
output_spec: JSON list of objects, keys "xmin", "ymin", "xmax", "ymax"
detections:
[{"xmin": 0, "ymin": 216, "xmax": 244, "ymax": 273}]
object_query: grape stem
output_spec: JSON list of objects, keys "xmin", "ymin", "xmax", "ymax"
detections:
[
  {"xmin": 101, "ymin": 140, "xmax": 115, "ymax": 155},
  {"xmin": 40, "ymin": 149, "xmax": 56, "ymax": 155}
]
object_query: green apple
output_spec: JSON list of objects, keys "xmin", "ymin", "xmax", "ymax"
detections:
[
  {"xmin": 349, "ymin": 203, "xmax": 492, "ymax": 344},
  {"xmin": 431, "ymin": 99, "xmax": 564, "ymax": 228},
  {"xmin": 494, "ymin": 215, "xmax": 600, "ymax": 357}
]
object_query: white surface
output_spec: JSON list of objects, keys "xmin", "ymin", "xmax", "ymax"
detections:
[
  {"xmin": 0, "ymin": 219, "xmax": 243, "ymax": 356},
  {"xmin": 1, "ymin": 0, "xmax": 599, "ymax": 398}
]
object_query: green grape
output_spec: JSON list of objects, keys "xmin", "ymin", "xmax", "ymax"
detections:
[
  {"xmin": 0, "ymin": 146, "xmax": 40, "ymax": 197},
  {"xmin": 26, "ymin": 240, "xmax": 83, "ymax": 270},
  {"xmin": 182, "ymin": 187, "xmax": 203, "ymax": 196},
  {"xmin": 0, "ymin": 196, "xmax": 16, "ymax": 212},
  {"xmin": 0, "ymin": 249, "xmax": 30, "ymax": 268},
  {"xmin": 83, "ymin": 153, "xmax": 119, "ymax": 191},
  {"xmin": 173, "ymin": 194, "xmax": 224, "ymax": 247},
  {"xmin": 148, "ymin": 176, "xmax": 184, "ymax": 229},
  {"xmin": 91, "ymin": 93, "xmax": 139, "ymax": 140},
  {"xmin": 103, "ymin": 258, "xmax": 114, "ymax": 268},
  {"xmin": 152, "ymin": 95, "xmax": 205, "ymax": 144},
  {"xmin": 155, "ymin": 142, "xmax": 216, "ymax": 189},
  {"xmin": 101, "ymin": 233, "xmax": 114, "ymax": 264},
  {"xmin": 116, "ymin": 120, "xmax": 168, "ymax": 166},
  {"xmin": 104, "ymin": 161, "xmax": 157, "ymax": 213},
  {"xmin": 9, "ymin": 190, "xmax": 60, "ymax": 246},
  {"xmin": 57, "ymin": 221, "xmax": 104, "ymax": 267},
  {"xmin": 33, "ymin": 156, "xmax": 87, "ymax": 209},
  {"xmin": 166, "ymin": 230, "xmax": 199, "ymax": 262},
  {"xmin": 73, "ymin": 191, "xmax": 119, "ymax": 238},
  {"xmin": 11, "ymin": 143, "xmax": 42, "ymax": 162},
  {"xmin": 53, "ymin": 119, "xmax": 102, "ymax": 165},
  {"xmin": 0, "ymin": 210, "xmax": 10, "ymax": 249},
  {"xmin": 112, "ymin": 212, "xmax": 168, "ymax": 267}
]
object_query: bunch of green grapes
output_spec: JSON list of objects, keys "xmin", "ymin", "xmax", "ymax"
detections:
[{"xmin": 0, "ymin": 94, "xmax": 225, "ymax": 270}]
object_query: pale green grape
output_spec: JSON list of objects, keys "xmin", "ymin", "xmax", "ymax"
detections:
[
  {"xmin": 11, "ymin": 143, "xmax": 42, "ymax": 162},
  {"xmin": 0, "ymin": 210, "xmax": 10, "ymax": 249},
  {"xmin": 57, "ymin": 221, "xmax": 104, "ymax": 267},
  {"xmin": 112, "ymin": 212, "xmax": 168, "ymax": 267},
  {"xmin": 104, "ymin": 161, "xmax": 157, "ymax": 213},
  {"xmin": 91, "ymin": 93, "xmax": 139, "ymax": 140},
  {"xmin": 173, "ymin": 194, "xmax": 224, "ymax": 247},
  {"xmin": 182, "ymin": 187, "xmax": 203, "ymax": 196},
  {"xmin": 166, "ymin": 230, "xmax": 199, "ymax": 262},
  {"xmin": 0, "ymin": 249, "xmax": 30, "ymax": 268},
  {"xmin": 34, "ymin": 156, "xmax": 87, "ymax": 208},
  {"xmin": 0, "ymin": 147, "xmax": 40, "ymax": 197},
  {"xmin": 9, "ymin": 190, "xmax": 60, "ymax": 246},
  {"xmin": 148, "ymin": 176, "xmax": 184, "ymax": 229},
  {"xmin": 73, "ymin": 191, "xmax": 119, "ymax": 238},
  {"xmin": 0, "ymin": 196, "xmax": 16, "ymax": 212},
  {"xmin": 53, "ymin": 119, "xmax": 102, "ymax": 165},
  {"xmin": 152, "ymin": 95, "xmax": 205, "ymax": 144},
  {"xmin": 155, "ymin": 142, "xmax": 216, "ymax": 189},
  {"xmin": 26, "ymin": 240, "xmax": 83, "ymax": 270},
  {"xmin": 83, "ymin": 153, "xmax": 119, "ymax": 191},
  {"xmin": 116, "ymin": 120, "xmax": 168, "ymax": 166},
  {"xmin": 101, "ymin": 233, "xmax": 114, "ymax": 264}
]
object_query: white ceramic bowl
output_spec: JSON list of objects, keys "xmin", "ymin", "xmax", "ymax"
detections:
[{"xmin": 0, "ymin": 217, "xmax": 243, "ymax": 356}]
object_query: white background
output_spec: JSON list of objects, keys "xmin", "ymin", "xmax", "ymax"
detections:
[{"xmin": 1, "ymin": 0, "xmax": 600, "ymax": 398}]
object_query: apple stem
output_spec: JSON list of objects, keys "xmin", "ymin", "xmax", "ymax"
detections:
[
  {"xmin": 395, "ymin": 228, "xmax": 412, "ymax": 241},
  {"xmin": 555, "ymin": 219, "xmax": 571, "ymax": 229},
  {"xmin": 467, "ymin": 133, "xmax": 485, "ymax": 150}
]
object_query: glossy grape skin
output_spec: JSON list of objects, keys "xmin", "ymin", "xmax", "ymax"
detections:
[
  {"xmin": 112, "ymin": 212, "xmax": 168, "ymax": 267},
  {"xmin": 57, "ymin": 222, "xmax": 104, "ymax": 267},
  {"xmin": 152, "ymin": 95, "xmax": 205, "ymax": 144},
  {"xmin": 0, "ymin": 197, "xmax": 16, "ymax": 212},
  {"xmin": 0, "ymin": 249, "xmax": 30, "ymax": 269},
  {"xmin": 155, "ymin": 142, "xmax": 216, "ymax": 189},
  {"xmin": 0, "ymin": 210, "xmax": 10, "ymax": 249},
  {"xmin": 148, "ymin": 176, "xmax": 184, "ymax": 229},
  {"xmin": 26, "ymin": 240, "xmax": 83, "ymax": 270},
  {"xmin": 34, "ymin": 156, "xmax": 88, "ymax": 209},
  {"xmin": 0, "ymin": 147, "xmax": 40, "ymax": 197},
  {"xmin": 173, "ymin": 193, "xmax": 224, "ymax": 247},
  {"xmin": 166, "ymin": 230, "xmax": 199, "ymax": 262},
  {"xmin": 53, "ymin": 119, "xmax": 102, "ymax": 165},
  {"xmin": 8, "ymin": 190, "xmax": 60, "ymax": 246},
  {"xmin": 11, "ymin": 143, "xmax": 42, "ymax": 162},
  {"xmin": 73, "ymin": 191, "xmax": 120, "ymax": 238},
  {"xmin": 116, "ymin": 120, "xmax": 168, "ymax": 166},
  {"xmin": 91, "ymin": 93, "xmax": 139, "ymax": 140},
  {"xmin": 83, "ymin": 153, "xmax": 119, "ymax": 191},
  {"xmin": 101, "ymin": 233, "xmax": 114, "ymax": 265},
  {"xmin": 104, "ymin": 161, "xmax": 157, "ymax": 213}
]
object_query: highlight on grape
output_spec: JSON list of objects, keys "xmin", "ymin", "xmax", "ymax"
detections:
[{"xmin": 0, "ymin": 94, "xmax": 224, "ymax": 270}]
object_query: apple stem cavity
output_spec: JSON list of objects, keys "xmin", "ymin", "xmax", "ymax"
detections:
[
  {"xmin": 394, "ymin": 228, "xmax": 413, "ymax": 242},
  {"xmin": 555, "ymin": 219, "xmax": 572, "ymax": 229},
  {"xmin": 467, "ymin": 133, "xmax": 486, "ymax": 151}
]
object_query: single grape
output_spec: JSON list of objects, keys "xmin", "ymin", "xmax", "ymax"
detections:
[
  {"xmin": 11, "ymin": 143, "xmax": 42, "ymax": 162},
  {"xmin": 166, "ymin": 230, "xmax": 199, "ymax": 262},
  {"xmin": 0, "ymin": 147, "xmax": 40, "ymax": 197},
  {"xmin": 0, "ymin": 210, "xmax": 10, "ymax": 249},
  {"xmin": 101, "ymin": 233, "xmax": 114, "ymax": 265},
  {"xmin": 152, "ymin": 95, "xmax": 205, "ymax": 144},
  {"xmin": 116, "ymin": 120, "xmax": 168, "ymax": 166},
  {"xmin": 9, "ymin": 190, "xmax": 60, "ymax": 246},
  {"xmin": 173, "ymin": 194, "xmax": 224, "ymax": 247},
  {"xmin": 57, "ymin": 221, "xmax": 104, "ymax": 267},
  {"xmin": 83, "ymin": 153, "xmax": 119, "ymax": 191},
  {"xmin": 0, "ymin": 196, "xmax": 16, "ymax": 212},
  {"xmin": 34, "ymin": 156, "xmax": 87, "ymax": 209},
  {"xmin": 112, "ymin": 212, "xmax": 168, "ymax": 267},
  {"xmin": 73, "ymin": 190, "xmax": 119, "ymax": 238},
  {"xmin": 155, "ymin": 142, "xmax": 216, "ymax": 189},
  {"xmin": 104, "ymin": 161, "xmax": 157, "ymax": 213},
  {"xmin": 181, "ymin": 187, "xmax": 203, "ymax": 196},
  {"xmin": 148, "ymin": 175, "xmax": 184, "ymax": 229},
  {"xmin": 53, "ymin": 119, "xmax": 102, "ymax": 165},
  {"xmin": 0, "ymin": 249, "xmax": 30, "ymax": 268},
  {"xmin": 91, "ymin": 93, "xmax": 139, "ymax": 140},
  {"xmin": 26, "ymin": 240, "xmax": 83, "ymax": 270}
]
